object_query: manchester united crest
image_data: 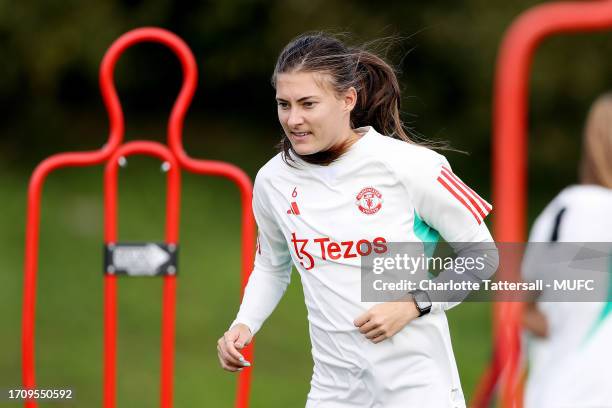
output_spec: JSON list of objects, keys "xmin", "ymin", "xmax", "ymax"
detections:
[{"xmin": 356, "ymin": 187, "xmax": 383, "ymax": 215}]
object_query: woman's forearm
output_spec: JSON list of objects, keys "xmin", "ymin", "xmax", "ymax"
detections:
[
  {"xmin": 522, "ymin": 302, "xmax": 549, "ymax": 338},
  {"xmin": 230, "ymin": 265, "xmax": 292, "ymax": 336}
]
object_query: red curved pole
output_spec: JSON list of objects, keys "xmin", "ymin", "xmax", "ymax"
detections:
[
  {"xmin": 473, "ymin": 2, "xmax": 612, "ymax": 407},
  {"xmin": 168, "ymin": 157, "xmax": 255, "ymax": 408},
  {"xmin": 99, "ymin": 27, "xmax": 198, "ymax": 153},
  {"xmin": 104, "ymin": 141, "xmax": 181, "ymax": 408},
  {"xmin": 22, "ymin": 27, "xmax": 255, "ymax": 408},
  {"xmin": 161, "ymin": 32, "xmax": 256, "ymax": 408}
]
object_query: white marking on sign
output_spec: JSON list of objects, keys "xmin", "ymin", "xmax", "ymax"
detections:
[{"xmin": 113, "ymin": 244, "xmax": 170, "ymax": 275}]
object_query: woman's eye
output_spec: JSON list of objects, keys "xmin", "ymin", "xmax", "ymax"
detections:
[
  {"xmin": 277, "ymin": 102, "xmax": 289, "ymax": 109},
  {"xmin": 304, "ymin": 102, "xmax": 315, "ymax": 108}
]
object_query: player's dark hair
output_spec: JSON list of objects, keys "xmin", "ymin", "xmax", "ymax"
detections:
[{"xmin": 272, "ymin": 32, "xmax": 446, "ymax": 166}]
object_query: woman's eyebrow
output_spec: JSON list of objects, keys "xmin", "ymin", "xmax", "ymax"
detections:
[{"xmin": 275, "ymin": 96, "xmax": 318, "ymax": 102}]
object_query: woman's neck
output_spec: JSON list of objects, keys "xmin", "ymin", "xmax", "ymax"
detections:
[{"xmin": 298, "ymin": 127, "xmax": 363, "ymax": 166}]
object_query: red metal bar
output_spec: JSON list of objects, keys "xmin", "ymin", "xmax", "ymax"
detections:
[
  {"xmin": 471, "ymin": 347, "xmax": 501, "ymax": 408},
  {"xmin": 22, "ymin": 27, "xmax": 255, "ymax": 408},
  {"xmin": 103, "ymin": 141, "xmax": 181, "ymax": 408},
  {"xmin": 161, "ymin": 32, "xmax": 256, "ymax": 407},
  {"xmin": 102, "ymin": 26, "xmax": 256, "ymax": 406},
  {"xmin": 473, "ymin": 2, "xmax": 612, "ymax": 407},
  {"xmin": 168, "ymin": 155, "xmax": 255, "ymax": 408}
]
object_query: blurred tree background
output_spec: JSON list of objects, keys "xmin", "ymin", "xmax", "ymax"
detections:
[{"xmin": 2, "ymin": 0, "xmax": 612, "ymax": 406}]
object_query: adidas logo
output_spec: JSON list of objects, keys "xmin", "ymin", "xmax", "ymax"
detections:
[{"xmin": 286, "ymin": 202, "xmax": 301, "ymax": 215}]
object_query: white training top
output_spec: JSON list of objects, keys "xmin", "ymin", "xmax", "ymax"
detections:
[
  {"xmin": 523, "ymin": 185, "xmax": 612, "ymax": 408},
  {"xmin": 231, "ymin": 126, "xmax": 494, "ymax": 407}
]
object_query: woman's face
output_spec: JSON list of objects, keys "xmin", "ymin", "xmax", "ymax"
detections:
[{"xmin": 275, "ymin": 71, "xmax": 356, "ymax": 155}]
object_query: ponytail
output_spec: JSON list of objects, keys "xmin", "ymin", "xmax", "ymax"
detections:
[{"xmin": 351, "ymin": 50, "xmax": 411, "ymax": 142}]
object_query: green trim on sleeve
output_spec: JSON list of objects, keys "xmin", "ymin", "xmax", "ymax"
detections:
[
  {"xmin": 413, "ymin": 210, "xmax": 440, "ymax": 279},
  {"xmin": 584, "ymin": 254, "xmax": 612, "ymax": 344}
]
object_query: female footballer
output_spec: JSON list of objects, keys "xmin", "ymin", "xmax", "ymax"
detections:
[
  {"xmin": 217, "ymin": 32, "xmax": 498, "ymax": 407},
  {"xmin": 522, "ymin": 92, "xmax": 612, "ymax": 408}
]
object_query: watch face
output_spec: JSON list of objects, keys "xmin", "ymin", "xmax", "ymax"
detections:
[{"xmin": 414, "ymin": 291, "xmax": 432, "ymax": 309}]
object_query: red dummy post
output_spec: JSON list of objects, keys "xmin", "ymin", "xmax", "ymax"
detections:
[
  {"xmin": 21, "ymin": 27, "xmax": 256, "ymax": 408},
  {"xmin": 472, "ymin": 2, "xmax": 612, "ymax": 407}
]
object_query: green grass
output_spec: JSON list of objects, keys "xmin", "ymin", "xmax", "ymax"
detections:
[{"xmin": 1, "ymin": 163, "xmax": 493, "ymax": 407}]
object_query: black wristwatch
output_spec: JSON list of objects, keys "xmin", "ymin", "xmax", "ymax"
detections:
[{"xmin": 410, "ymin": 289, "xmax": 432, "ymax": 316}]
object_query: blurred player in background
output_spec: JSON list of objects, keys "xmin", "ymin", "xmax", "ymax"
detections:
[
  {"xmin": 217, "ymin": 32, "xmax": 498, "ymax": 407},
  {"xmin": 522, "ymin": 92, "xmax": 612, "ymax": 407}
]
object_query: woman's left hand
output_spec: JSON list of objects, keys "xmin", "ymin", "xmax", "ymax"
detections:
[{"xmin": 353, "ymin": 299, "xmax": 420, "ymax": 344}]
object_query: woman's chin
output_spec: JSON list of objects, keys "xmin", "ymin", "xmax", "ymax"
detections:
[{"xmin": 292, "ymin": 144, "xmax": 319, "ymax": 156}]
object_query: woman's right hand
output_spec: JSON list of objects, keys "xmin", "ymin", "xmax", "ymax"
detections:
[{"xmin": 217, "ymin": 323, "xmax": 253, "ymax": 372}]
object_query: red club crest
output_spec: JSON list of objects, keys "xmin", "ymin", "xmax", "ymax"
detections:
[{"xmin": 356, "ymin": 187, "xmax": 383, "ymax": 215}]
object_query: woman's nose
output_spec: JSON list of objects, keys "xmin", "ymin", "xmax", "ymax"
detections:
[{"xmin": 287, "ymin": 108, "xmax": 304, "ymax": 127}]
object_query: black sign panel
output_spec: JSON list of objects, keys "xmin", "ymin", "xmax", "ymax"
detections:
[{"xmin": 104, "ymin": 243, "xmax": 178, "ymax": 276}]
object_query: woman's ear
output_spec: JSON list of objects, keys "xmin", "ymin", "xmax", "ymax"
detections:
[{"xmin": 344, "ymin": 87, "xmax": 357, "ymax": 112}]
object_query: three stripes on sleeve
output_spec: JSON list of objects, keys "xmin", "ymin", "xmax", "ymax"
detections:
[{"xmin": 436, "ymin": 166, "xmax": 492, "ymax": 225}]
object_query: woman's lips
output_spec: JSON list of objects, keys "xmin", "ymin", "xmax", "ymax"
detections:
[{"xmin": 291, "ymin": 131, "xmax": 311, "ymax": 140}]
